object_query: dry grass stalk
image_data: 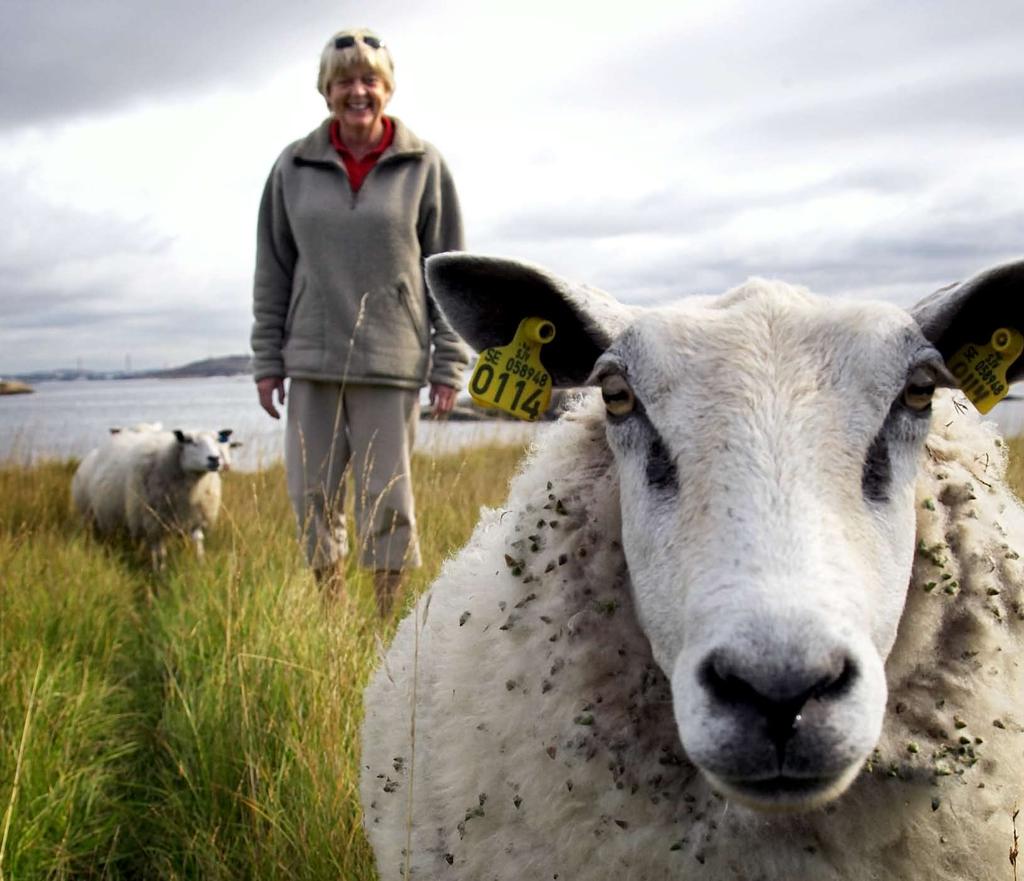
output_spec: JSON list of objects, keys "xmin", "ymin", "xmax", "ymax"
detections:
[{"xmin": 0, "ymin": 655, "xmax": 43, "ymax": 881}]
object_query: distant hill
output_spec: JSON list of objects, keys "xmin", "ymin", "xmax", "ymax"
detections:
[
  {"xmin": 139, "ymin": 354, "xmax": 252, "ymax": 379},
  {"xmin": 13, "ymin": 354, "xmax": 252, "ymax": 383}
]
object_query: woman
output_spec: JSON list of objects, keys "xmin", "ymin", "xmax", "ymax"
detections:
[{"xmin": 251, "ymin": 27, "xmax": 469, "ymax": 614}]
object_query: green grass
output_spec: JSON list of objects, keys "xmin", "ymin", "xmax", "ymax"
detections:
[{"xmin": 0, "ymin": 445, "xmax": 527, "ymax": 881}]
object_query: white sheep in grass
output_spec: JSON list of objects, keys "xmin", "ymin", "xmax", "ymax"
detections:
[
  {"xmin": 360, "ymin": 254, "xmax": 1024, "ymax": 881},
  {"xmin": 72, "ymin": 427, "xmax": 235, "ymax": 567}
]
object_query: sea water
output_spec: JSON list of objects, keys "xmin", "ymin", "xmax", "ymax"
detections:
[{"xmin": 0, "ymin": 376, "xmax": 542, "ymax": 470}]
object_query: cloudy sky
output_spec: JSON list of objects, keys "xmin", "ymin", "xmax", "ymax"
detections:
[{"xmin": 2, "ymin": 0, "xmax": 1023, "ymax": 373}]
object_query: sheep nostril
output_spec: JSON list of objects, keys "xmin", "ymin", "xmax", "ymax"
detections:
[
  {"xmin": 207, "ymin": 456, "xmax": 220, "ymax": 470},
  {"xmin": 813, "ymin": 656, "xmax": 856, "ymax": 701},
  {"xmin": 700, "ymin": 653, "xmax": 762, "ymax": 708}
]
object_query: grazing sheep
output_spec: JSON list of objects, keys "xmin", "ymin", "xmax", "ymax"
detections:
[
  {"xmin": 72, "ymin": 427, "xmax": 235, "ymax": 567},
  {"xmin": 360, "ymin": 255, "xmax": 1024, "ymax": 881}
]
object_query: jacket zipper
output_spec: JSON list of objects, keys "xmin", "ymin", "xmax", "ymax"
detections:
[
  {"xmin": 345, "ymin": 152, "xmax": 409, "ymax": 210},
  {"xmin": 295, "ymin": 146, "xmax": 420, "ymax": 209}
]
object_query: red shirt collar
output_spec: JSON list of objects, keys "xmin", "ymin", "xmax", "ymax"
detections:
[{"xmin": 329, "ymin": 115, "xmax": 394, "ymax": 160}]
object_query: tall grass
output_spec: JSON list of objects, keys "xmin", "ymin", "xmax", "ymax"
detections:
[{"xmin": 0, "ymin": 445, "xmax": 527, "ymax": 881}]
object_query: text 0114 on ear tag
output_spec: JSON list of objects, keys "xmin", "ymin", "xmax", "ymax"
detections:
[
  {"xmin": 468, "ymin": 317, "xmax": 555, "ymax": 421},
  {"xmin": 946, "ymin": 327, "xmax": 1024, "ymax": 414}
]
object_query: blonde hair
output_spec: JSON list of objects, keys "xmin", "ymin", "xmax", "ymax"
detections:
[{"xmin": 317, "ymin": 28, "xmax": 395, "ymax": 96}]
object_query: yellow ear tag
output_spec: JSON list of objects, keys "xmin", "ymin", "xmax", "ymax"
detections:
[
  {"xmin": 946, "ymin": 327, "xmax": 1024, "ymax": 414},
  {"xmin": 468, "ymin": 317, "xmax": 555, "ymax": 421}
]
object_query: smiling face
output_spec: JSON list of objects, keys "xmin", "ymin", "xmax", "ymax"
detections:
[
  {"xmin": 592, "ymin": 280, "xmax": 949, "ymax": 811},
  {"xmin": 326, "ymin": 65, "xmax": 392, "ymax": 144}
]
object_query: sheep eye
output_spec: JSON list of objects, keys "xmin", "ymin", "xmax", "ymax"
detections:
[
  {"xmin": 601, "ymin": 374, "xmax": 636, "ymax": 417},
  {"xmin": 902, "ymin": 367, "xmax": 936, "ymax": 412}
]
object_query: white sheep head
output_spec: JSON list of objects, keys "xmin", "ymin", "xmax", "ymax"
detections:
[
  {"xmin": 172, "ymin": 428, "xmax": 234, "ymax": 473},
  {"xmin": 427, "ymin": 254, "xmax": 1024, "ymax": 814}
]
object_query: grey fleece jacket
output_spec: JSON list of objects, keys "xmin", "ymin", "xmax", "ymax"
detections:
[{"xmin": 251, "ymin": 117, "xmax": 470, "ymax": 389}]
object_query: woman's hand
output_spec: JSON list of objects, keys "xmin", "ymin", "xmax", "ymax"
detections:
[
  {"xmin": 257, "ymin": 376, "xmax": 286, "ymax": 419},
  {"xmin": 429, "ymin": 382, "xmax": 457, "ymax": 417}
]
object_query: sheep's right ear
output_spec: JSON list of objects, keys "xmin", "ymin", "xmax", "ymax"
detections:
[
  {"xmin": 910, "ymin": 260, "xmax": 1024, "ymax": 384},
  {"xmin": 109, "ymin": 427, "xmax": 122, "ymax": 435},
  {"xmin": 426, "ymin": 253, "xmax": 636, "ymax": 386},
  {"xmin": 173, "ymin": 430, "xmax": 187, "ymax": 443}
]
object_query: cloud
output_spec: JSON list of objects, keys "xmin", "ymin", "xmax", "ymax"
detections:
[
  {"xmin": 553, "ymin": 0, "xmax": 1024, "ymax": 116},
  {"xmin": 0, "ymin": 0, "xmax": 426, "ymax": 130},
  {"xmin": 709, "ymin": 68, "xmax": 1024, "ymax": 155},
  {"xmin": 0, "ymin": 165, "xmax": 171, "ymax": 300},
  {"xmin": 2, "ymin": 276, "xmax": 250, "ymax": 372},
  {"xmin": 460, "ymin": 0, "xmax": 1024, "ymax": 312},
  {"xmin": 470, "ymin": 163, "xmax": 1024, "ymax": 311},
  {"xmin": 483, "ymin": 162, "xmax": 935, "ymax": 244},
  {"xmin": 0, "ymin": 162, "xmax": 251, "ymax": 371}
]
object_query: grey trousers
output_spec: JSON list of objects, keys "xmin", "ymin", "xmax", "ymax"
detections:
[{"xmin": 285, "ymin": 380, "xmax": 421, "ymax": 572}]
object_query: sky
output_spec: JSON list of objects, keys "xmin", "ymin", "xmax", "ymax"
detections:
[{"xmin": 2, "ymin": 0, "xmax": 1023, "ymax": 373}]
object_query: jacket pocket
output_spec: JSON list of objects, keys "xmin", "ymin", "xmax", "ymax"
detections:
[
  {"xmin": 397, "ymin": 279, "xmax": 428, "ymax": 345},
  {"xmin": 282, "ymin": 278, "xmax": 307, "ymax": 343}
]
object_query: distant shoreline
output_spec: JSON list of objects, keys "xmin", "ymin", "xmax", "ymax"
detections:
[{"xmin": 10, "ymin": 354, "xmax": 252, "ymax": 384}]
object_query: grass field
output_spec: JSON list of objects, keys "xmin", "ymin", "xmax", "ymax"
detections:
[
  {"xmin": 0, "ymin": 444, "xmax": 527, "ymax": 881},
  {"xmin": 2, "ymin": 437, "xmax": 1023, "ymax": 881}
]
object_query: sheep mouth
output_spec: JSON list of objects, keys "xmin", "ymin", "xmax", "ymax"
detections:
[{"xmin": 711, "ymin": 772, "xmax": 847, "ymax": 812}]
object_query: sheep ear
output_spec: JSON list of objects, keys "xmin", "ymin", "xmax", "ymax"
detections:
[
  {"xmin": 426, "ymin": 252, "xmax": 635, "ymax": 386},
  {"xmin": 173, "ymin": 429, "xmax": 187, "ymax": 443},
  {"xmin": 109, "ymin": 427, "xmax": 122, "ymax": 435},
  {"xmin": 911, "ymin": 260, "xmax": 1024, "ymax": 384},
  {"xmin": 217, "ymin": 429, "xmax": 233, "ymax": 443}
]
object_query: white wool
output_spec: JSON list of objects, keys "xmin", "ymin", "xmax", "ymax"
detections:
[
  {"xmin": 72, "ymin": 428, "xmax": 229, "ymax": 564},
  {"xmin": 109, "ymin": 421, "xmax": 164, "ymax": 434},
  {"xmin": 361, "ymin": 391, "xmax": 1024, "ymax": 880}
]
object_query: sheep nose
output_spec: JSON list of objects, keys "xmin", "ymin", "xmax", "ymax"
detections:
[
  {"xmin": 698, "ymin": 648, "xmax": 857, "ymax": 759},
  {"xmin": 207, "ymin": 455, "xmax": 220, "ymax": 470}
]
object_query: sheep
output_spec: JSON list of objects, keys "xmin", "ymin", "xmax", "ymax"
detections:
[
  {"xmin": 72, "ymin": 427, "xmax": 235, "ymax": 567},
  {"xmin": 108, "ymin": 421, "xmax": 163, "ymax": 434},
  {"xmin": 360, "ymin": 254, "xmax": 1024, "ymax": 881}
]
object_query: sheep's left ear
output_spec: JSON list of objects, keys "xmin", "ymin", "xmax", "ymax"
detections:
[
  {"xmin": 217, "ymin": 429, "xmax": 233, "ymax": 443},
  {"xmin": 911, "ymin": 260, "xmax": 1024, "ymax": 383},
  {"xmin": 426, "ymin": 252, "xmax": 637, "ymax": 386},
  {"xmin": 173, "ymin": 430, "xmax": 188, "ymax": 444}
]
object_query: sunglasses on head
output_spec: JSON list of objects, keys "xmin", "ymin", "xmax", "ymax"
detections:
[{"xmin": 335, "ymin": 34, "xmax": 384, "ymax": 50}]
